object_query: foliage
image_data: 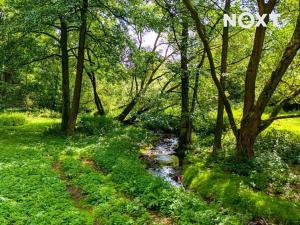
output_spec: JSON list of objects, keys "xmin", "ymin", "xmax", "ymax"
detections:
[
  {"xmin": 0, "ymin": 112, "xmax": 26, "ymax": 126},
  {"xmin": 139, "ymin": 112, "xmax": 179, "ymax": 132},
  {"xmin": 248, "ymin": 151, "xmax": 296, "ymax": 194},
  {"xmin": 28, "ymin": 109, "xmax": 61, "ymax": 119},
  {"xmin": 91, "ymin": 122, "xmax": 246, "ymax": 224},
  {"xmin": 1, "ymin": 0, "xmax": 300, "ymax": 222},
  {"xmin": 184, "ymin": 163, "xmax": 300, "ymax": 225},
  {"xmin": 0, "ymin": 116, "xmax": 90, "ymax": 224},
  {"xmin": 61, "ymin": 158, "xmax": 151, "ymax": 224},
  {"xmin": 256, "ymin": 129, "xmax": 300, "ymax": 165},
  {"xmin": 76, "ymin": 115, "xmax": 120, "ymax": 135}
]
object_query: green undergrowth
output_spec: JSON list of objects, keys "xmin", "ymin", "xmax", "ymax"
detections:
[
  {"xmin": 60, "ymin": 158, "xmax": 154, "ymax": 224},
  {"xmin": 0, "ymin": 116, "xmax": 90, "ymax": 224},
  {"xmin": 90, "ymin": 122, "xmax": 247, "ymax": 225},
  {"xmin": 4, "ymin": 113, "xmax": 297, "ymax": 224},
  {"xmin": 184, "ymin": 156, "xmax": 300, "ymax": 225},
  {"xmin": 187, "ymin": 112, "xmax": 300, "ymax": 225},
  {"xmin": 0, "ymin": 112, "xmax": 27, "ymax": 126},
  {"xmin": 0, "ymin": 114, "xmax": 246, "ymax": 224},
  {"xmin": 191, "ymin": 115, "xmax": 300, "ymax": 195}
]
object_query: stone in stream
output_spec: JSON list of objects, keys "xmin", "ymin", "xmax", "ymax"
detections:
[
  {"xmin": 140, "ymin": 135, "xmax": 182, "ymax": 187},
  {"xmin": 155, "ymin": 154, "xmax": 179, "ymax": 167}
]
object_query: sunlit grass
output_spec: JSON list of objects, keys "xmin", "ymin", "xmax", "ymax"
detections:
[
  {"xmin": 184, "ymin": 164, "xmax": 300, "ymax": 225},
  {"xmin": 0, "ymin": 114, "xmax": 92, "ymax": 224},
  {"xmin": 229, "ymin": 108, "xmax": 300, "ymax": 135}
]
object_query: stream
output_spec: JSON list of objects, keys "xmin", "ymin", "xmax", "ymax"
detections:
[{"xmin": 141, "ymin": 135, "xmax": 182, "ymax": 187}]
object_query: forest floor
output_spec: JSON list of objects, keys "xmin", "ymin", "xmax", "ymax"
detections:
[
  {"xmin": 0, "ymin": 113, "xmax": 299, "ymax": 224},
  {"xmin": 0, "ymin": 116, "xmax": 176, "ymax": 224}
]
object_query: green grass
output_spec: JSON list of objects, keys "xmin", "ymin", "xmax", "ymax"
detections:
[
  {"xmin": 0, "ymin": 112, "xmax": 27, "ymax": 126},
  {"xmin": 0, "ymin": 113, "xmax": 246, "ymax": 225},
  {"xmin": 0, "ymin": 117, "xmax": 91, "ymax": 224},
  {"xmin": 60, "ymin": 158, "xmax": 153, "ymax": 224},
  {"xmin": 2, "ymin": 112, "xmax": 298, "ymax": 224},
  {"xmin": 230, "ymin": 108, "xmax": 300, "ymax": 135},
  {"xmin": 185, "ymin": 109, "xmax": 300, "ymax": 224},
  {"xmin": 270, "ymin": 116, "xmax": 300, "ymax": 135},
  {"xmin": 183, "ymin": 159, "xmax": 300, "ymax": 225}
]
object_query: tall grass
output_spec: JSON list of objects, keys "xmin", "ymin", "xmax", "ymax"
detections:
[{"xmin": 0, "ymin": 112, "xmax": 27, "ymax": 126}]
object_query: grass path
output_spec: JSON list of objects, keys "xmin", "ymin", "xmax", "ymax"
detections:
[
  {"xmin": 0, "ymin": 117, "xmax": 173, "ymax": 224},
  {"xmin": 0, "ymin": 118, "xmax": 92, "ymax": 224}
]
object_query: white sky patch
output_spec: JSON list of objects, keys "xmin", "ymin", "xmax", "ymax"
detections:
[
  {"xmin": 142, "ymin": 31, "xmax": 159, "ymax": 48},
  {"xmin": 128, "ymin": 27, "xmax": 174, "ymax": 57}
]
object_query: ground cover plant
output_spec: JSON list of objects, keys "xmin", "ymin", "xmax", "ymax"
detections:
[{"xmin": 1, "ymin": 0, "xmax": 300, "ymax": 224}]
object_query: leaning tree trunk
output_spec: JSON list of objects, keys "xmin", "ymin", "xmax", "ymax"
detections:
[
  {"xmin": 66, "ymin": 0, "xmax": 88, "ymax": 135},
  {"xmin": 60, "ymin": 17, "xmax": 70, "ymax": 132},
  {"xmin": 87, "ymin": 71, "xmax": 105, "ymax": 116},
  {"xmin": 178, "ymin": 21, "xmax": 191, "ymax": 166},
  {"xmin": 116, "ymin": 95, "xmax": 139, "ymax": 122}
]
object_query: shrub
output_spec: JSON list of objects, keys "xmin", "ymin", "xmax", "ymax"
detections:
[
  {"xmin": 139, "ymin": 112, "xmax": 179, "ymax": 133},
  {"xmin": 30, "ymin": 109, "xmax": 61, "ymax": 118},
  {"xmin": 194, "ymin": 114, "xmax": 229, "ymax": 136},
  {"xmin": 76, "ymin": 115, "xmax": 120, "ymax": 135},
  {"xmin": 249, "ymin": 151, "xmax": 292, "ymax": 193},
  {"xmin": 255, "ymin": 129, "xmax": 300, "ymax": 164},
  {"xmin": 0, "ymin": 113, "xmax": 27, "ymax": 126}
]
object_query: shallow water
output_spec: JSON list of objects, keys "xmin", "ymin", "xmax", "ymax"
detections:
[{"xmin": 143, "ymin": 135, "xmax": 182, "ymax": 187}]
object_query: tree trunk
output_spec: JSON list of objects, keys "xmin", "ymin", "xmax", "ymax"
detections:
[
  {"xmin": 191, "ymin": 53, "xmax": 205, "ymax": 114},
  {"xmin": 60, "ymin": 18, "xmax": 70, "ymax": 132},
  {"xmin": 178, "ymin": 21, "xmax": 191, "ymax": 165},
  {"xmin": 236, "ymin": 131, "xmax": 256, "ymax": 159},
  {"xmin": 116, "ymin": 96, "xmax": 139, "ymax": 122},
  {"xmin": 52, "ymin": 68, "xmax": 59, "ymax": 111},
  {"xmin": 236, "ymin": 119, "xmax": 259, "ymax": 159},
  {"xmin": 213, "ymin": 0, "xmax": 230, "ymax": 155},
  {"xmin": 87, "ymin": 71, "xmax": 105, "ymax": 116},
  {"xmin": 213, "ymin": 95, "xmax": 225, "ymax": 152},
  {"xmin": 66, "ymin": 0, "xmax": 88, "ymax": 135}
]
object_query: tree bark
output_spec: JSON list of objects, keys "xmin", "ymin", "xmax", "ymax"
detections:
[
  {"xmin": 191, "ymin": 53, "xmax": 205, "ymax": 114},
  {"xmin": 243, "ymin": 2, "xmax": 274, "ymax": 116},
  {"xmin": 116, "ymin": 95, "xmax": 139, "ymax": 122},
  {"xmin": 60, "ymin": 17, "xmax": 70, "ymax": 132},
  {"xmin": 213, "ymin": 0, "xmax": 230, "ymax": 154},
  {"xmin": 178, "ymin": 21, "xmax": 191, "ymax": 165},
  {"xmin": 86, "ymin": 71, "xmax": 105, "ymax": 116},
  {"xmin": 66, "ymin": 0, "xmax": 88, "ymax": 135},
  {"xmin": 85, "ymin": 50, "xmax": 105, "ymax": 116}
]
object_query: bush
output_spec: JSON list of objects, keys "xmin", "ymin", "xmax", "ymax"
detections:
[
  {"xmin": 194, "ymin": 114, "xmax": 229, "ymax": 136},
  {"xmin": 184, "ymin": 165, "xmax": 300, "ymax": 225},
  {"xmin": 249, "ymin": 151, "xmax": 293, "ymax": 193},
  {"xmin": 37, "ymin": 109, "xmax": 61, "ymax": 118},
  {"xmin": 76, "ymin": 115, "xmax": 120, "ymax": 135},
  {"xmin": 255, "ymin": 129, "xmax": 300, "ymax": 164},
  {"xmin": 139, "ymin": 112, "xmax": 179, "ymax": 133},
  {"xmin": 0, "ymin": 113, "xmax": 27, "ymax": 126}
]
